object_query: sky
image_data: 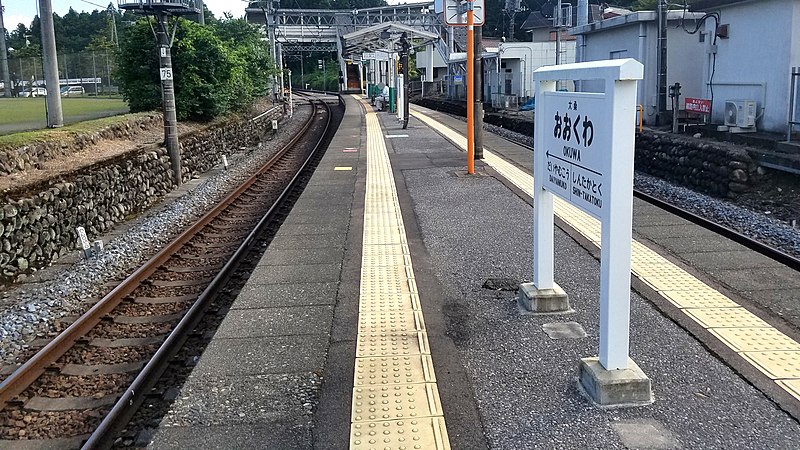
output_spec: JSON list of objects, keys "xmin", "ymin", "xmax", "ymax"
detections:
[{"xmin": 3, "ymin": 0, "xmax": 249, "ymax": 30}]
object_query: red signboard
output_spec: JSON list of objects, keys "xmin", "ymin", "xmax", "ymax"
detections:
[{"xmin": 685, "ymin": 97, "xmax": 711, "ymax": 114}]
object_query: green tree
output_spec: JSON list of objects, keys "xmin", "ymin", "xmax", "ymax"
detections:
[{"xmin": 116, "ymin": 16, "xmax": 276, "ymax": 121}]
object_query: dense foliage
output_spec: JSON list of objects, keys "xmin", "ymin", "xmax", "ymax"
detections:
[
  {"xmin": 4, "ymin": 8, "xmax": 137, "ymax": 57},
  {"xmin": 115, "ymin": 17, "xmax": 275, "ymax": 121}
]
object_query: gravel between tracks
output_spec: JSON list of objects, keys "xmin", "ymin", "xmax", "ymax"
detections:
[{"xmin": 0, "ymin": 104, "xmax": 313, "ymax": 365}]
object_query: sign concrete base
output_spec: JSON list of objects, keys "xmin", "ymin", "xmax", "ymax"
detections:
[
  {"xmin": 517, "ymin": 282, "xmax": 570, "ymax": 313},
  {"xmin": 578, "ymin": 357, "xmax": 653, "ymax": 407}
]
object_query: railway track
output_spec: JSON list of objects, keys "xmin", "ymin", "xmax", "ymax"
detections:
[
  {"xmin": 0, "ymin": 94, "xmax": 339, "ymax": 449},
  {"xmin": 497, "ymin": 130, "xmax": 800, "ymax": 271},
  {"xmin": 413, "ymin": 101, "xmax": 800, "ymax": 271}
]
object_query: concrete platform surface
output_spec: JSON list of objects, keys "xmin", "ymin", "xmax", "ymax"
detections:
[{"xmin": 147, "ymin": 97, "xmax": 800, "ymax": 450}]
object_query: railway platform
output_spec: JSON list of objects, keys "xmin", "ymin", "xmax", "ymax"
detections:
[{"xmin": 147, "ymin": 95, "xmax": 800, "ymax": 449}]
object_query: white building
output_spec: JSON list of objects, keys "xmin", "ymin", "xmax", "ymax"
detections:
[
  {"xmin": 482, "ymin": 41, "xmax": 576, "ymax": 105},
  {"xmin": 691, "ymin": 0, "xmax": 800, "ymax": 133},
  {"xmin": 571, "ymin": 11, "xmax": 706, "ymax": 126},
  {"xmin": 440, "ymin": 41, "xmax": 575, "ymax": 105}
]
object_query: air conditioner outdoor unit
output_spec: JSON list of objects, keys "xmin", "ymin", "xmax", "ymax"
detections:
[{"xmin": 724, "ymin": 99, "xmax": 757, "ymax": 129}]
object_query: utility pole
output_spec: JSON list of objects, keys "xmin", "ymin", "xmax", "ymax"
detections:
[
  {"xmin": 399, "ymin": 33, "xmax": 410, "ymax": 129},
  {"xmin": 474, "ymin": 27, "xmax": 483, "ymax": 159},
  {"xmin": 38, "ymin": 0, "xmax": 63, "ymax": 127},
  {"xmin": 0, "ymin": 0, "xmax": 11, "ymax": 98},
  {"xmin": 155, "ymin": 12, "xmax": 181, "ymax": 186},
  {"xmin": 576, "ymin": 0, "xmax": 588, "ymax": 92},
  {"xmin": 657, "ymin": 0, "xmax": 668, "ymax": 125},
  {"xmin": 466, "ymin": 1, "xmax": 475, "ymax": 174},
  {"xmin": 276, "ymin": 42, "xmax": 284, "ymax": 97},
  {"xmin": 555, "ymin": 0, "xmax": 562, "ymax": 66}
]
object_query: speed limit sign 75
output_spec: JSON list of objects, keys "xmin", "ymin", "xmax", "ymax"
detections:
[{"xmin": 160, "ymin": 67, "xmax": 173, "ymax": 81}]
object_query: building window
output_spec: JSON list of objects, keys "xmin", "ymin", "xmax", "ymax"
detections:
[{"xmin": 610, "ymin": 50, "xmax": 628, "ymax": 59}]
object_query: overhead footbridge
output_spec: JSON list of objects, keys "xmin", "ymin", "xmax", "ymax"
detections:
[{"xmin": 245, "ymin": 1, "xmax": 458, "ymax": 93}]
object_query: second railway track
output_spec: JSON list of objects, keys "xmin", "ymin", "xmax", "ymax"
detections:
[{"xmin": 0, "ymin": 94, "xmax": 341, "ymax": 449}]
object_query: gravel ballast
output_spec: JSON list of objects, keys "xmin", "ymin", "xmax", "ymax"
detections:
[{"xmin": 0, "ymin": 105, "xmax": 312, "ymax": 365}]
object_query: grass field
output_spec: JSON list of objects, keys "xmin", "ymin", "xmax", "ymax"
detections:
[{"xmin": 0, "ymin": 97, "xmax": 130, "ymax": 135}]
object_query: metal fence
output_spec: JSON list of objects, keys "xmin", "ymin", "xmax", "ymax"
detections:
[{"xmin": 6, "ymin": 51, "xmax": 119, "ymax": 97}]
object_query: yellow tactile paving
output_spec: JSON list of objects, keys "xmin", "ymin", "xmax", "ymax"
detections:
[
  {"xmin": 659, "ymin": 290, "xmax": 739, "ymax": 309},
  {"xmin": 776, "ymin": 380, "xmax": 800, "ymax": 401},
  {"xmin": 350, "ymin": 97, "xmax": 449, "ymax": 450},
  {"xmin": 741, "ymin": 351, "xmax": 800, "ymax": 379},
  {"xmin": 684, "ymin": 308, "xmax": 770, "ymax": 329},
  {"xmin": 352, "ymin": 384, "xmax": 444, "ymax": 422},
  {"xmin": 358, "ymin": 310, "xmax": 426, "ymax": 334},
  {"xmin": 409, "ymin": 105, "xmax": 800, "ymax": 403},
  {"xmin": 350, "ymin": 417, "xmax": 450, "ymax": 450},
  {"xmin": 709, "ymin": 328, "xmax": 800, "ymax": 352},
  {"xmin": 354, "ymin": 355, "xmax": 438, "ymax": 386},
  {"xmin": 356, "ymin": 331, "xmax": 431, "ymax": 357},
  {"xmin": 359, "ymin": 293, "xmax": 421, "ymax": 312}
]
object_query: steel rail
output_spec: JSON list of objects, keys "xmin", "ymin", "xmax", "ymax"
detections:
[
  {"xmin": 0, "ymin": 99, "xmax": 319, "ymax": 412},
  {"xmin": 81, "ymin": 98, "xmax": 335, "ymax": 449}
]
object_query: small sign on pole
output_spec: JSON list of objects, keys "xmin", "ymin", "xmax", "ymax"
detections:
[
  {"xmin": 685, "ymin": 97, "xmax": 711, "ymax": 114},
  {"xmin": 521, "ymin": 58, "xmax": 652, "ymax": 406},
  {"xmin": 159, "ymin": 67, "xmax": 173, "ymax": 81},
  {"xmin": 443, "ymin": 0, "xmax": 485, "ymax": 25}
]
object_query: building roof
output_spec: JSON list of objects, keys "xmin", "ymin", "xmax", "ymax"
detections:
[
  {"xmin": 521, "ymin": 5, "xmax": 603, "ymax": 30},
  {"xmin": 570, "ymin": 10, "xmax": 706, "ymax": 35},
  {"xmin": 691, "ymin": 0, "xmax": 757, "ymax": 10}
]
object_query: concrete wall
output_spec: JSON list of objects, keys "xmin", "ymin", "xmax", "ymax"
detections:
[{"xmin": 701, "ymin": 0, "xmax": 799, "ymax": 132}]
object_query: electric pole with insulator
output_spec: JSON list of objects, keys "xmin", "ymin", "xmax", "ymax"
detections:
[
  {"xmin": 39, "ymin": 0, "xmax": 64, "ymax": 127},
  {"xmin": 0, "ymin": 0, "xmax": 11, "ymax": 98},
  {"xmin": 118, "ymin": 0, "xmax": 201, "ymax": 187}
]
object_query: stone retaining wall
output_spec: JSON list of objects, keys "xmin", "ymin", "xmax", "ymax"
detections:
[
  {"xmin": 0, "ymin": 107, "xmax": 281, "ymax": 282},
  {"xmin": 0, "ymin": 114, "xmax": 164, "ymax": 176},
  {"xmin": 635, "ymin": 131, "xmax": 760, "ymax": 198}
]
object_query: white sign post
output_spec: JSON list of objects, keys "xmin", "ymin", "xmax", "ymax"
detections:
[{"xmin": 524, "ymin": 59, "xmax": 652, "ymax": 406}]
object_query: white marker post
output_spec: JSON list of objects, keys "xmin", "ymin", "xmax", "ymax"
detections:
[
  {"xmin": 76, "ymin": 227, "xmax": 92, "ymax": 258},
  {"xmin": 397, "ymin": 73, "xmax": 405, "ymax": 123},
  {"xmin": 524, "ymin": 59, "xmax": 652, "ymax": 406}
]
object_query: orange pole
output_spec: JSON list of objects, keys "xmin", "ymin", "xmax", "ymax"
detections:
[{"xmin": 466, "ymin": 8, "xmax": 475, "ymax": 174}]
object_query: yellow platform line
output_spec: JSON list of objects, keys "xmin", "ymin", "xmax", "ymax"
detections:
[
  {"xmin": 350, "ymin": 97, "xmax": 450, "ymax": 450},
  {"xmin": 410, "ymin": 105, "xmax": 800, "ymax": 401}
]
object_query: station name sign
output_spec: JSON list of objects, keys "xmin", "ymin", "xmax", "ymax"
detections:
[
  {"xmin": 542, "ymin": 92, "xmax": 603, "ymax": 219},
  {"xmin": 532, "ymin": 58, "xmax": 643, "ymax": 372}
]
